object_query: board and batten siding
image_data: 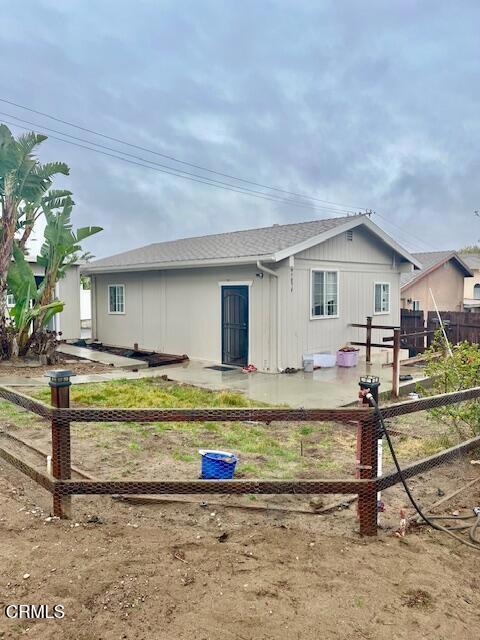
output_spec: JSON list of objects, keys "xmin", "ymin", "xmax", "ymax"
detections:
[
  {"xmin": 276, "ymin": 226, "xmax": 402, "ymax": 368},
  {"xmin": 92, "ymin": 265, "xmax": 277, "ymax": 370}
]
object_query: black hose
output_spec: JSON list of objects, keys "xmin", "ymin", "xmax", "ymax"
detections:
[{"xmin": 367, "ymin": 394, "xmax": 480, "ymax": 550}]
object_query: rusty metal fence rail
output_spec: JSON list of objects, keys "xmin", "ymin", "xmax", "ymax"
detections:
[{"xmin": 0, "ymin": 372, "xmax": 480, "ymax": 536}]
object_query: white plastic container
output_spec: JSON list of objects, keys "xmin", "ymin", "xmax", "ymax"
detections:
[
  {"xmin": 313, "ymin": 352, "xmax": 336, "ymax": 368},
  {"xmin": 303, "ymin": 352, "xmax": 337, "ymax": 368},
  {"xmin": 303, "ymin": 357, "xmax": 314, "ymax": 372}
]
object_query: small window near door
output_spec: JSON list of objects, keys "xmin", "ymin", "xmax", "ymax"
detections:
[
  {"xmin": 474, "ymin": 284, "xmax": 480, "ymax": 300},
  {"xmin": 108, "ymin": 284, "xmax": 125, "ymax": 314},
  {"xmin": 374, "ymin": 282, "xmax": 390, "ymax": 314},
  {"xmin": 6, "ymin": 293, "xmax": 15, "ymax": 308},
  {"xmin": 412, "ymin": 300, "xmax": 421, "ymax": 311}
]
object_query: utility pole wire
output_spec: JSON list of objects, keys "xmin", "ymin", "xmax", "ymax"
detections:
[
  {"xmin": 0, "ymin": 110, "xmax": 356, "ymax": 216},
  {"xmin": 2, "ymin": 118, "xmax": 360, "ymax": 215},
  {"xmin": 0, "ymin": 95, "xmax": 366, "ymax": 211}
]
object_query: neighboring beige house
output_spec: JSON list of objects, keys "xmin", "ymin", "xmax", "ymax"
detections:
[
  {"xmin": 6, "ymin": 259, "xmax": 81, "ymax": 340},
  {"xmin": 83, "ymin": 215, "xmax": 420, "ymax": 372},
  {"xmin": 460, "ymin": 253, "xmax": 480, "ymax": 311},
  {"xmin": 400, "ymin": 251, "xmax": 473, "ymax": 313}
]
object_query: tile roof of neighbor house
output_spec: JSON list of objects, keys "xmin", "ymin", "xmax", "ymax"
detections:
[
  {"xmin": 400, "ymin": 250, "xmax": 473, "ymax": 289},
  {"xmin": 84, "ymin": 214, "xmax": 421, "ymax": 273}
]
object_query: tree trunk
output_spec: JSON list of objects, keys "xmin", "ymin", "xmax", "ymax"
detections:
[
  {"xmin": 18, "ymin": 223, "xmax": 34, "ymax": 251},
  {"xmin": 0, "ymin": 198, "xmax": 18, "ymax": 359}
]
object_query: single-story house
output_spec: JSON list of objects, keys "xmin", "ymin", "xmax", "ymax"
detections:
[
  {"xmin": 83, "ymin": 215, "xmax": 420, "ymax": 372},
  {"xmin": 400, "ymin": 251, "xmax": 473, "ymax": 313},
  {"xmin": 6, "ymin": 258, "xmax": 82, "ymax": 340},
  {"xmin": 460, "ymin": 253, "xmax": 480, "ymax": 311}
]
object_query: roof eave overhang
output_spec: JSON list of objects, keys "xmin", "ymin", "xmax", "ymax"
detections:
[
  {"xmin": 82, "ymin": 254, "xmax": 275, "ymax": 275},
  {"xmin": 272, "ymin": 216, "xmax": 423, "ymax": 268}
]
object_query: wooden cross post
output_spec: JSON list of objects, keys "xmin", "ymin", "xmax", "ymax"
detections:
[
  {"xmin": 47, "ymin": 370, "xmax": 74, "ymax": 519},
  {"xmin": 366, "ymin": 316, "xmax": 372, "ymax": 364},
  {"xmin": 392, "ymin": 328, "xmax": 400, "ymax": 399}
]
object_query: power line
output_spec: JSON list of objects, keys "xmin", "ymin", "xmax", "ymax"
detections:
[
  {"xmin": 2, "ymin": 118, "xmax": 359, "ymax": 216},
  {"xmin": 0, "ymin": 95, "xmax": 367, "ymax": 211},
  {"xmin": 1, "ymin": 97, "xmax": 435, "ymax": 251},
  {"xmin": 372, "ymin": 211, "xmax": 437, "ymax": 253},
  {"xmin": 0, "ymin": 110, "xmax": 357, "ymax": 216}
]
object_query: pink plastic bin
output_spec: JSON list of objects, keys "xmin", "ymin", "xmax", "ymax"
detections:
[{"xmin": 336, "ymin": 349, "xmax": 359, "ymax": 367}]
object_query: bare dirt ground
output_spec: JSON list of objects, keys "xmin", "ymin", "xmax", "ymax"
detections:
[
  {"xmin": 1, "ymin": 381, "xmax": 480, "ymax": 638},
  {"xmin": 0, "ymin": 355, "xmax": 114, "ymax": 379},
  {"xmin": 1, "ymin": 456, "xmax": 480, "ymax": 640}
]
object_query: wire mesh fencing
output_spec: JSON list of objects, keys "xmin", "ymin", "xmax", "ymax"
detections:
[{"xmin": 0, "ymin": 379, "xmax": 479, "ymax": 536}]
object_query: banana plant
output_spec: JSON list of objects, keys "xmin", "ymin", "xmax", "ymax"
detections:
[
  {"xmin": 7, "ymin": 195, "xmax": 101, "ymax": 356},
  {"xmin": 0, "ymin": 124, "xmax": 69, "ymax": 356},
  {"xmin": 7, "ymin": 244, "xmax": 64, "ymax": 354},
  {"xmin": 32, "ymin": 195, "xmax": 102, "ymax": 339}
]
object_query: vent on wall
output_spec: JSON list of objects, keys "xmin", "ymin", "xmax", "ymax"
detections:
[{"xmin": 346, "ymin": 229, "xmax": 354, "ymax": 241}]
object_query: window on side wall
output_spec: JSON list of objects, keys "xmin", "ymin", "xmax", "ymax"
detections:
[
  {"xmin": 374, "ymin": 282, "xmax": 390, "ymax": 314},
  {"xmin": 6, "ymin": 294, "xmax": 15, "ymax": 308},
  {"xmin": 412, "ymin": 300, "xmax": 420, "ymax": 311},
  {"xmin": 108, "ymin": 284, "xmax": 125, "ymax": 314},
  {"xmin": 311, "ymin": 270, "xmax": 338, "ymax": 318}
]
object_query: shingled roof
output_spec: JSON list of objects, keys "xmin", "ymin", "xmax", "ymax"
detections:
[
  {"xmin": 401, "ymin": 250, "xmax": 473, "ymax": 289},
  {"xmin": 84, "ymin": 214, "xmax": 420, "ymax": 274}
]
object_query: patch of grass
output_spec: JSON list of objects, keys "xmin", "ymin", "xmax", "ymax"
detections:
[
  {"xmin": 172, "ymin": 450, "xmax": 195, "ymax": 463},
  {"xmin": 385, "ymin": 433, "xmax": 453, "ymax": 462},
  {"xmin": 0, "ymin": 399, "xmax": 43, "ymax": 428},
  {"xmin": 14, "ymin": 380, "xmax": 348, "ymax": 479},
  {"xmin": 32, "ymin": 377, "xmax": 261, "ymax": 409},
  {"xmin": 297, "ymin": 425, "xmax": 314, "ymax": 437},
  {"xmin": 238, "ymin": 463, "xmax": 259, "ymax": 475}
]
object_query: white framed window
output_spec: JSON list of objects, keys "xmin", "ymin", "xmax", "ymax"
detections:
[
  {"xmin": 374, "ymin": 282, "xmax": 390, "ymax": 314},
  {"xmin": 108, "ymin": 284, "xmax": 125, "ymax": 314},
  {"xmin": 412, "ymin": 300, "xmax": 421, "ymax": 311},
  {"xmin": 6, "ymin": 294, "xmax": 15, "ymax": 308},
  {"xmin": 310, "ymin": 270, "xmax": 339, "ymax": 319}
]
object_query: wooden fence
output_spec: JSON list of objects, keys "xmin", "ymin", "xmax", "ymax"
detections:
[{"xmin": 400, "ymin": 309, "xmax": 480, "ymax": 355}]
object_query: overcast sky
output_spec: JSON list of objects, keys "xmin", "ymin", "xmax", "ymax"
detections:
[{"xmin": 0, "ymin": 0, "xmax": 479, "ymax": 258}]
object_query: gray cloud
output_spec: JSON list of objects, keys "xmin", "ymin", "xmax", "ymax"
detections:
[{"xmin": 0, "ymin": 0, "xmax": 479, "ymax": 256}]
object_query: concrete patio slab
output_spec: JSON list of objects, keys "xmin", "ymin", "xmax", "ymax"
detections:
[
  {"xmin": 56, "ymin": 344, "xmax": 148, "ymax": 370},
  {"xmin": 138, "ymin": 359, "xmax": 425, "ymax": 408},
  {"xmin": 28, "ymin": 358, "xmax": 424, "ymax": 408}
]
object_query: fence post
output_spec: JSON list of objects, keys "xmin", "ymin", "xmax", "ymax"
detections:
[
  {"xmin": 366, "ymin": 316, "xmax": 372, "ymax": 364},
  {"xmin": 357, "ymin": 376, "xmax": 380, "ymax": 535},
  {"xmin": 357, "ymin": 415, "xmax": 378, "ymax": 536},
  {"xmin": 46, "ymin": 370, "xmax": 74, "ymax": 519},
  {"xmin": 392, "ymin": 328, "xmax": 400, "ymax": 399}
]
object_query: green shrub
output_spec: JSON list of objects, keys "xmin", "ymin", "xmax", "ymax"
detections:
[{"xmin": 421, "ymin": 333, "xmax": 480, "ymax": 437}]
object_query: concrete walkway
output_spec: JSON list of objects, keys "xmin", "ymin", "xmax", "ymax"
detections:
[{"xmin": 56, "ymin": 344, "xmax": 148, "ymax": 371}]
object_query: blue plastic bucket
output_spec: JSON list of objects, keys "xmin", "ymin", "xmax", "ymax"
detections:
[{"xmin": 199, "ymin": 449, "xmax": 238, "ymax": 479}]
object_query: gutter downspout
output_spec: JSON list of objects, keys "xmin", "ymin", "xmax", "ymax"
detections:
[{"xmin": 256, "ymin": 260, "xmax": 282, "ymax": 372}]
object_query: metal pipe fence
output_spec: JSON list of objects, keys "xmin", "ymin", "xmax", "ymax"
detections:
[{"xmin": 0, "ymin": 373, "xmax": 479, "ymax": 536}]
